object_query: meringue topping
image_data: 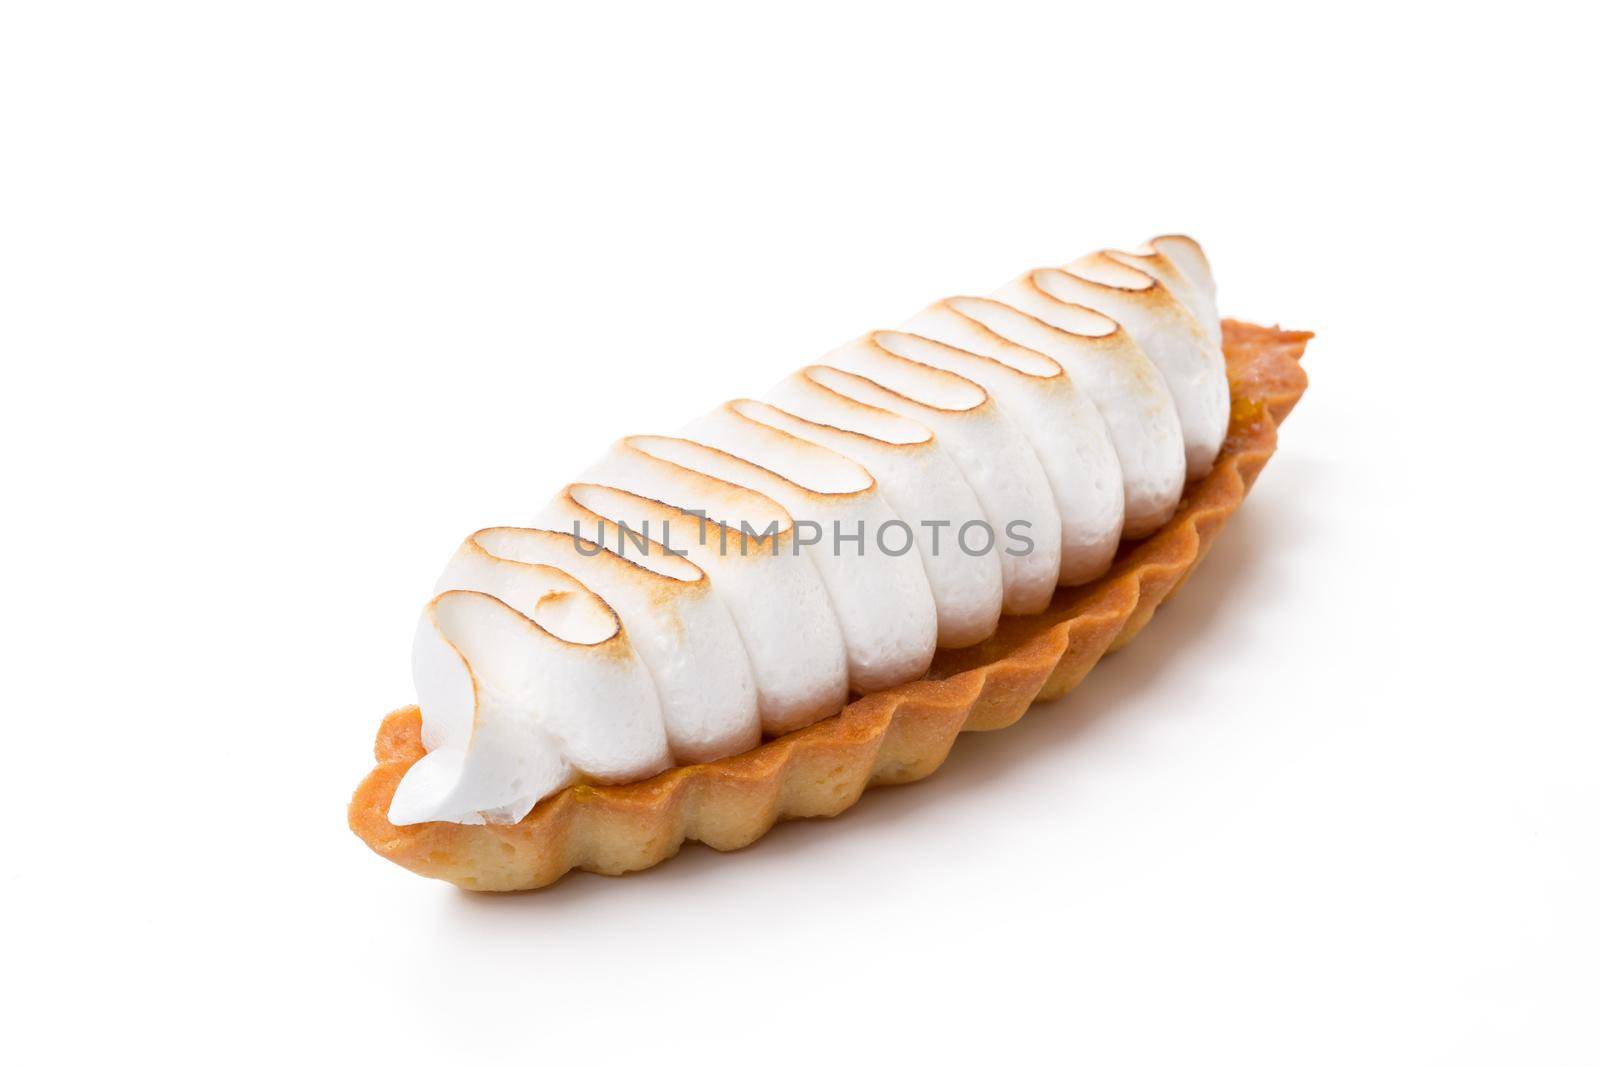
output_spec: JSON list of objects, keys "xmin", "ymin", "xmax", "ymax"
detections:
[
  {"xmin": 984, "ymin": 275, "xmax": 1186, "ymax": 538},
  {"xmin": 1039, "ymin": 249, "xmax": 1229, "ymax": 479},
  {"xmin": 886, "ymin": 308, "xmax": 1125, "ymax": 584},
  {"xmin": 439, "ymin": 525, "xmax": 761, "ymax": 764},
  {"xmin": 790, "ymin": 353, "xmax": 1061, "ymax": 615},
  {"xmin": 390, "ymin": 236, "xmax": 1227, "ymax": 825},
  {"xmin": 755, "ymin": 378, "xmax": 1004, "ymax": 648}
]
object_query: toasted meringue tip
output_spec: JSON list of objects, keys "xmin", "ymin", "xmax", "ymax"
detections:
[{"xmin": 1066, "ymin": 251, "xmax": 1161, "ymax": 293}]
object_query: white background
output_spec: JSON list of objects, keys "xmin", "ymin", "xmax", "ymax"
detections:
[{"xmin": 3, "ymin": 2, "xmax": 1596, "ymax": 1064}]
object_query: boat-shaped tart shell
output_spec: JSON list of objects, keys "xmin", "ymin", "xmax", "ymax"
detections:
[{"xmin": 349, "ymin": 320, "xmax": 1312, "ymax": 891}]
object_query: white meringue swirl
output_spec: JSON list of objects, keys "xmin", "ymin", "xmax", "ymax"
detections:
[{"xmin": 388, "ymin": 235, "xmax": 1227, "ymax": 826}]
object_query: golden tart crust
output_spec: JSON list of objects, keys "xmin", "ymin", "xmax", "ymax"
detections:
[{"xmin": 350, "ymin": 320, "xmax": 1312, "ymax": 891}]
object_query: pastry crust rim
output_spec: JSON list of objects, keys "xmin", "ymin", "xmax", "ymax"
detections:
[{"xmin": 349, "ymin": 320, "xmax": 1312, "ymax": 891}]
